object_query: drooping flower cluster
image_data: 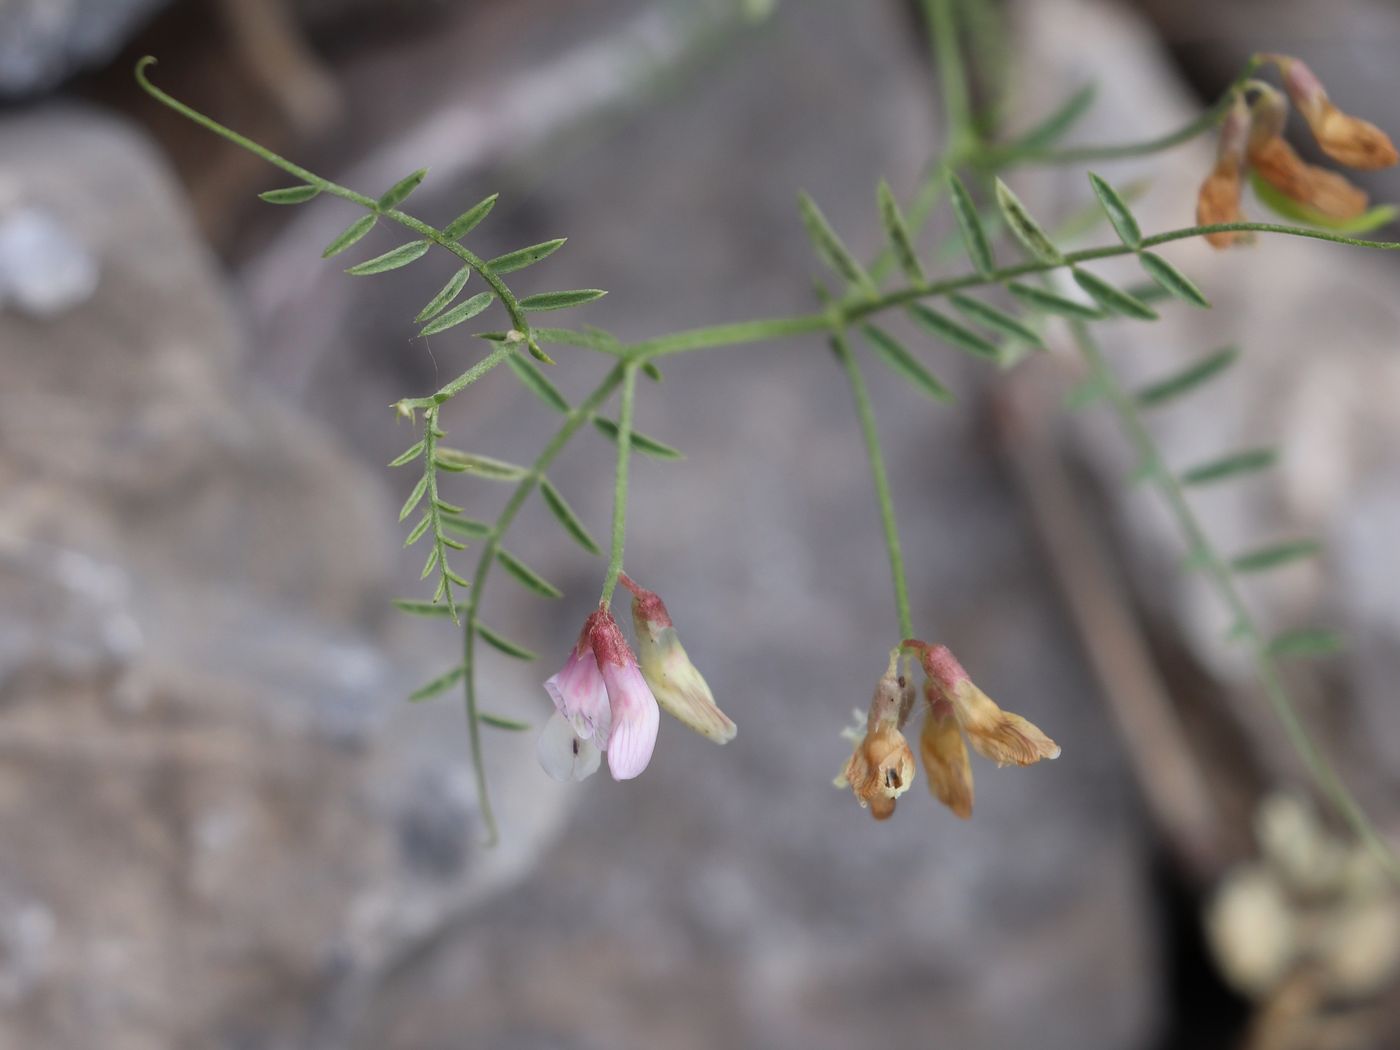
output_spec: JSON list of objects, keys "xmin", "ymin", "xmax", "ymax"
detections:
[
  {"xmin": 1197, "ymin": 55, "xmax": 1397, "ymax": 248},
  {"xmin": 537, "ymin": 576, "xmax": 735, "ymax": 783},
  {"xmin": 836, "ymin": 640, "xmax": 1059, "ymax": 820}
]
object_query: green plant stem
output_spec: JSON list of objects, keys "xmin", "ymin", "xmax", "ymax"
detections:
[
  {"xmin": 832, "ymin": 328, "xmax": 914, "ymax": 640},
  {"xmin": 924, "ymin": 0, "xmax": 974, "ymax": 153},
  {"xmin": 599, "ymin": 363, "xmax": 639, "ymax": 607},
  {"xmin": 621, "ymin": 221, "xmax": 1399, "ymax": 363},
  {"xmin": 461, "ymin": 365, "xmax": 626, "ymax": 845},
  {"xmin": 135, "ymin": 57, "xmax": 530, "ymax": 341},
  {"xmin": 1068, "ymin": 319, "xmax": 1399, "ymax": 880},
  {"xmin": 990, "ymin": 56, "xmax": 1262, "ymax": 166}
]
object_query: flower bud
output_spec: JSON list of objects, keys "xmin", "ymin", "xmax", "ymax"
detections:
[
  {"xmin": 1275, "ymin": 55, "xmax": 1398, "ymax": 170},
  {"xmin": 620, "ymin": 574, "xmax": 736, "ymax": 744}
]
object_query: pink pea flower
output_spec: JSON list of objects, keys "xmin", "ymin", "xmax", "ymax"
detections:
[
  {"xmin": 590, "ymin": 606, "xmax": 660, "ymax": 780},
  {"xmin": 538, "ymin": 606, "xmax": 660, "ymax": 782},
  {"xmin": 543, "ymin": 612, "xmax": 612, "ymax": 749}
]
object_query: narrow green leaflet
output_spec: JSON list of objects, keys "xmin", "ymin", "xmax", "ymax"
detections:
[
  {"xmin": 540, "ymin": 478, "xmax": 601, "ymax": 554},
  {"xmin": 399, "ymin": 475, "xmax": 428, "ymax": 521},
  {"xmin": 259, "ymin": 184, "xmax": 320, "ymax": 205},
  {"xmin": 1231, "ymin": 540, "xmax": 1322, "ymax": 574},
  {"xmin": 389, "ymin": 440, "xmax": 425, "ymax": 467},
  {"xmin": 1006, "ymin": 83, "xmax": 1096, "ymax": 154},
  {"xmin": 994, "ymin": 178, "xmax": 1061, "ymax": 264},
  {"xmin": 419, "ymin": 291, "xmax": 495, "ymax": 336},
  {"xmin": 442, "ymin": 514, "xmax": 493, "ymax": 538},
  {"xmin": 346, "ymin": 239, "xmax": 431, "ymax": 276},
  {"xmin": 946, "ymin": 172, "xmax": 994, "ymax": 276},
  {"xmin": 415, "ymin": 265, "xmax": 473, "ymax": 323},
  {"xmin": 908, "ymin": 303, "xmax": 1000, "ymax": 361},
  {"xmin": 1071, "ymin": 267, "xmax": 1158, "ymax": 320},
  {"xmin": 1006, "ymin": 280, "xmax": 1102, "ymax": 319},
  {"xmin": 1180, "ymin": 448, "xmax": 1277, "ymax": 486},
  {"xmin": 476, "ymin": 623, "xmax": 539, "ymax": 661},
  {"xmin": 1138, "ymin": 252, "xmax": 1210, "ymax": 309},
  {"xmin": 506, "ymin": 352, "xmax": 569, "ymax": 413},
  {"xmin": 948, "ymin": 293, "xmax": 1043, "ymax": 348},
  {"xmin": 409, "ymin": 664, "xmax": 465, "ymax": 702},
  {"xmin": 592, "ymin": 418, "xmax": 684, "ymax": 459},
  {"xmin": 479, "ymin": 712, "xmax": 532, "ymax": 731},
  {"xmin": 797, "ymin": 191, "xmax": 875, "ymax": 292},
  {"xmin": 519, "ymin": 289, "xmax": 607, "ymax": 312},
  {"xmin": 860, "ymin": 324, "xmax": 952, "ymax": 403},
  {"xmin": 404, "ymin": 514, "xmax": 432, "ymax": 547},
  {"xmin": 444, "ymin": 193, "xmax": 499, "ymax": 240},
  {"xmin": 322, "ymin": 214, "xmax": 377, "ymax": 258},
  {"xmin": 377, "ymin": 168, "xmax": 427, "ymax": 210},
  {"xmin": 496, "ymin": 549, "xmax": 563, "ymax": 598},
  {"xmin": 391, "ymin": 598, "xmax": 456, "ymax": 617},
  {"xmin": 486, "ymin": 239, "xmax": 566, "ymax": 275},
  {"xmin": 876, "ymin": 180, "xmax": 925, "ymax": 284},
  {"xmin": 1136, "ymin": 347, "xmax": 1239, "ymax": 407},
  {"xmin": 434, "ymin": 449, "xmax": 530, "ymax": 480},
  {"xmin": 1267, "ymin": 629, "xmax": 1346, "ymax": 659},
  {"xmin": 1087, "ymin": 172, "xmax": 1142, "ymax": 247}
]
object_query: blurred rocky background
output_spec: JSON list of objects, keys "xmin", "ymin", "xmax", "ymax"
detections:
[{"xmin": 1, "ymin": 1, "xmax": 1398, "ymax": 1048}]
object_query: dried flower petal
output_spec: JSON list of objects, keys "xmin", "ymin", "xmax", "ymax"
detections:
[
  {"xmin": 918, "ymin": 643, "xmax": 1060, "ymax": 768},
  {"xmin": 841, "ymin": 724, "xmax": 916, "ymax": 807},
  {"xmin": 919, "ymin": 687, "xmax": 973, "ymax": 819},
  {"xmin": 1197, "ymin": 94, "xmax": 1252, "ymax": 249},
  {"xmin": 1277, "ymin": 56, "xmax": 1398, "ymax": 170},
  {"xmin": 1249, "ymin": 135, "xmax": 1368, "ymax": 220}
]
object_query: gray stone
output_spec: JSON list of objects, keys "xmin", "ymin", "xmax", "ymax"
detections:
[
  {"xmin": 0, "ymin": 205, "xmax": 99, "ymax": 318},
  {"xmin": 0, "ymin": 105, "xmax": 565, "ymax": 1050},
  {"xmin": 0, "ymin": 0, "xmax": 170, "ymax": 96}
]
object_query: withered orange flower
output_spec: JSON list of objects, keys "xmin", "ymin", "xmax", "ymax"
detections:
[
  {"xmin": 835, "ymin": 653, "xmax": 916, "ymax": 820},
  {"xmin": 918, "ymin": 685, "xmax": 973, "ymax": 820},
  {"xmin": 1274, "ymin": 55, "xmax": 1399, "ymax": 170},
  {"xmin": 1198, "ymin": 94, "xmax": 1252, "ymax": 248},
  {"xmin": 1246, "ymin": 84, "xmax": 1368, "ymax": 221}
]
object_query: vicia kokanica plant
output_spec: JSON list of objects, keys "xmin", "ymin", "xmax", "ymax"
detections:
[{"xmin": 135, "ymin": 0, "xmax": 1400, "ymax": 871}]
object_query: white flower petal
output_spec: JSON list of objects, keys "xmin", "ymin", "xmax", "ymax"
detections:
[{"xmin": 536, "ymin": 711, "xmax": 602, "ymax": 782}]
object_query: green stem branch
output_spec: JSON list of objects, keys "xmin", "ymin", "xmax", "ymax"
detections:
[
  {"xmin": 599, "ymin": 363, "xmax": 639, "ymax": 607},
  {"xmin": 832, "ymin": 328, "xmax": 914, "ymax": 640},
  {"xmin": 1068, "ymin": 319, "xmax": 1399, "ymax": 880},
  {"xmin": 991, "ymin": 56, "xmax": 1263, "ymax": 166},
  {"xmin": 622, "ymin": 221, "xmax": 1398, "ymax": 362},
  {"xmin": 461, "ymin": 366, "xmax": 626, "ymax": 845},
  {"xmin": 135, "ymin": 56, "xmax": 530, "ymax": 340}
]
